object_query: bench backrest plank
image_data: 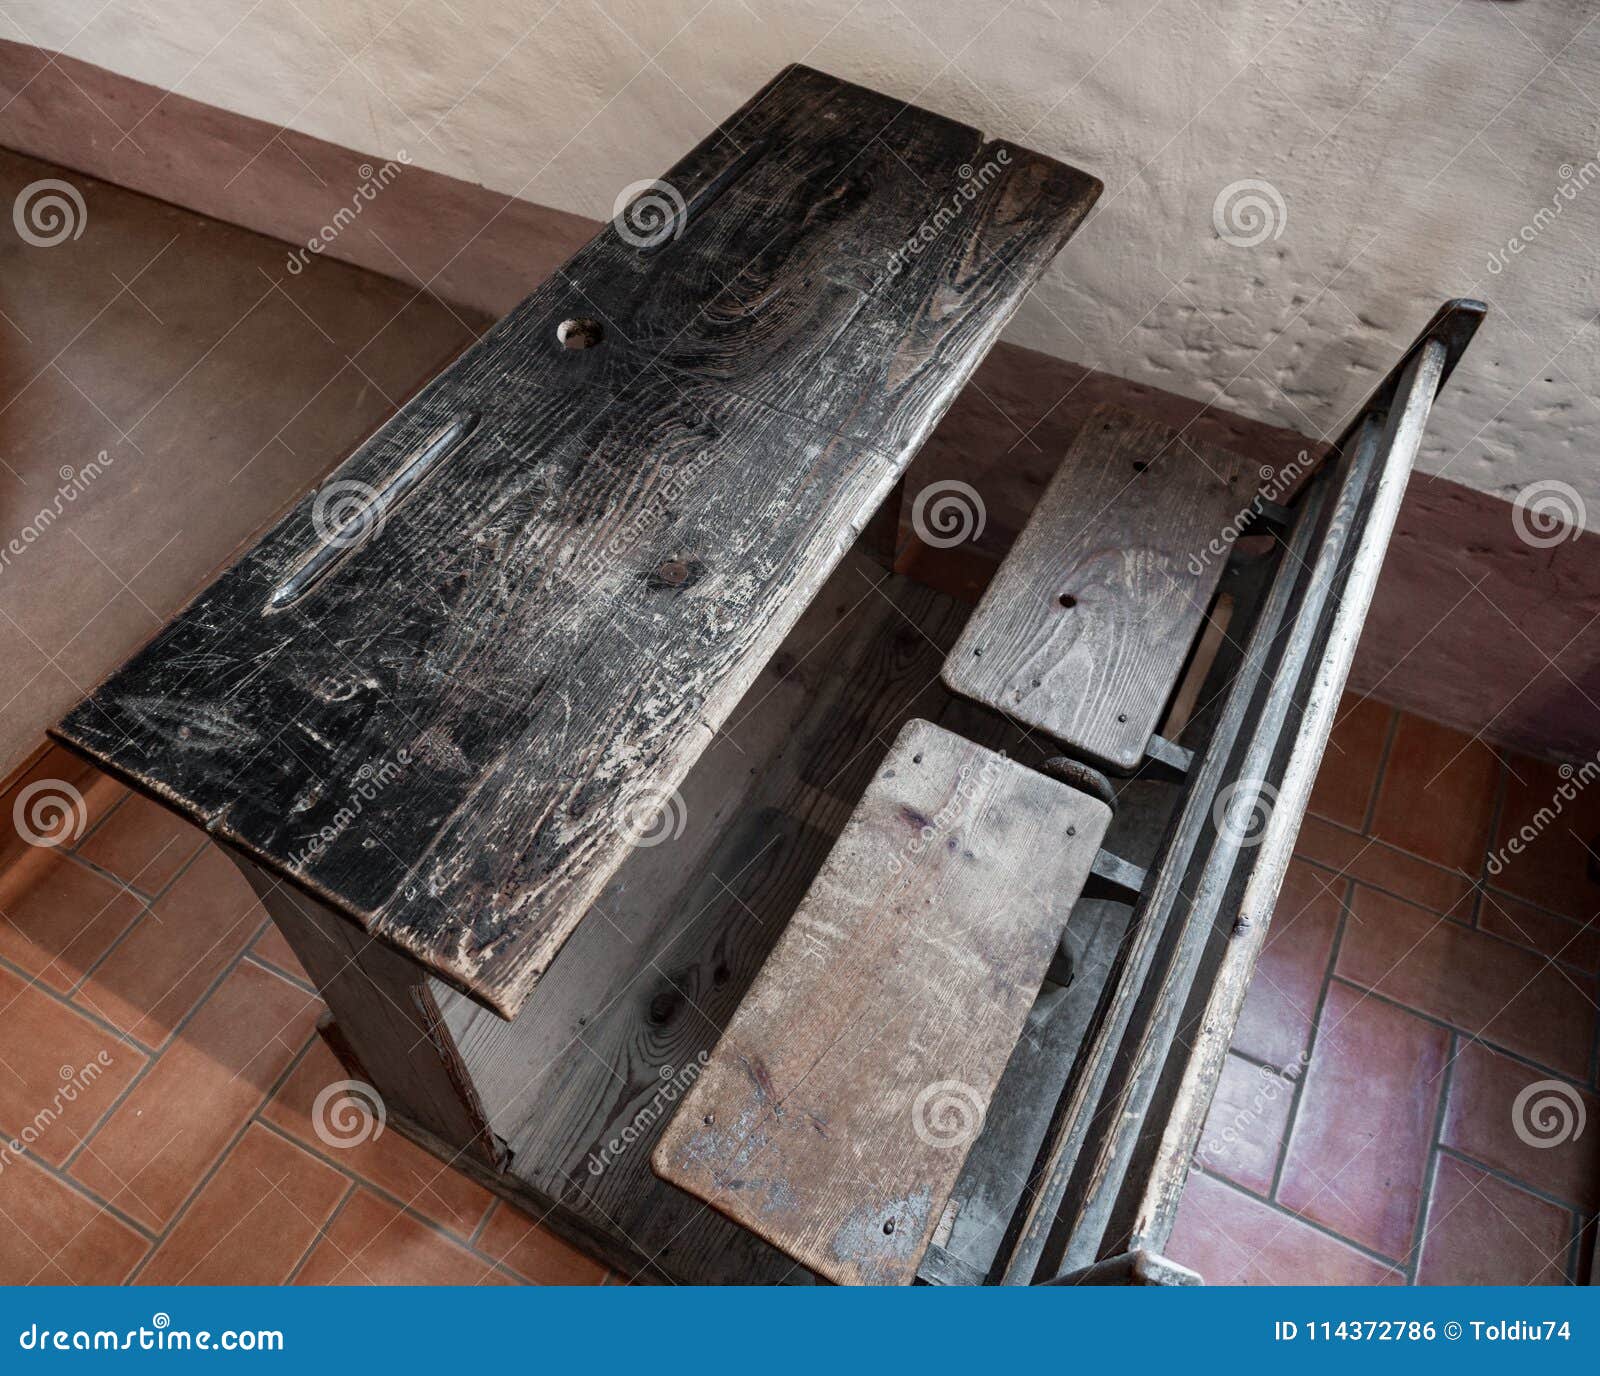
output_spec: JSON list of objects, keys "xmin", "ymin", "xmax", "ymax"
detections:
[
  {"xmin": 653, "ymin": 718, "xmax": 1110, "ymax": 1285},
  {"xmin": 943, "ymin": 405, "xmax": 1259, "ymax": 770}
]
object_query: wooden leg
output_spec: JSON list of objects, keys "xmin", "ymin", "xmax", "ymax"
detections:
[
  {"xmin": 227, "ymin": 848, "xmax": 504, "ymax": 1170},
  {"xmin": 864, "ymin": 474, "xmax": 906, "ymax": 569}
]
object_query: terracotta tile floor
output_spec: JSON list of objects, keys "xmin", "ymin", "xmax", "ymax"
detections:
[
  {"xmin": 4, "ymin": 687, "xmax": 1597, "ymax": 1285},
  {"xmin": 1168, "ymin": 694, "xmax": 1600, "ymax": 1286},
  {"xmin": 0, "ymin": 747, "xmax": 612, "ymax": 1285}
]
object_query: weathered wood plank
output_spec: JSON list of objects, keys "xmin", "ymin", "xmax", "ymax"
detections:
[
  {"xmin": 230, "ymin": 850, "xmax": 502, "ymax": 1166},
  {"xmin": 653, "ymin": 719, "xmax": 1110, "ymax": 1285},
  {"xmin": 53, "ymin": 65, "xmax": 1100, "ymax": 1019},
  {"xmin": 943, "ymin": 405, "xmax": 1259, "ymax": 771},
  {"xmin": 439, "ymin": 552, "xmax": 978, "ymax": 1283}
]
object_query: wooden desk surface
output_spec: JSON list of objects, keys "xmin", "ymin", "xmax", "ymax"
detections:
[{"xmin": 54, "ymin": 65, "xmax": 1100, "ymax": 1018}]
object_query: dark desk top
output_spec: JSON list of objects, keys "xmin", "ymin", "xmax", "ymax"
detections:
[{"xmin": 55, "ymin": 65, "xmax": 1100, "ymax": 1018}]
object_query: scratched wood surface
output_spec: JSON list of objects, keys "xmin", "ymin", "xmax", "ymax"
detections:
[
  {"xmin": 943, "ymin": 405, "xmax": 1259, "ymax": 771},
  {"xmin": 434, "ymin": 551, "xmax": 980, "ymax": 1282},
  {"xmin": 652, "ymin": 718, "xmax": 1110, "ymax": 1285},
  {"xmin": 52, "ymin": 65, "xmax": 1101, "ymax": 1018}
]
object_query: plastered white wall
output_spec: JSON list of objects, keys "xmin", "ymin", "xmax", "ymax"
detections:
[{"xmin": 19, "ymin": 0, "xmax": 1600, "ymax": 520}]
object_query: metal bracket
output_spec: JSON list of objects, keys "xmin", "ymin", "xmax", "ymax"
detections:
[
  {"xmin": 1236, "ymin": 497, "xmax": 1294, "ymax": 538},
  {"xmin": 1141, "ymin": 733, "xmax": 1193, "ymax": 780},
  {"xmin": 1086, "ymin": 849, "xmax": 1147, "ymax": 905},
  {"xmin": 915, "ymin": 1241, "xmax": 989, "ymax": 1287}
]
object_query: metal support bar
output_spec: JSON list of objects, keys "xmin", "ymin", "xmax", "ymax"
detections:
[
  {"xmin": 1086, "ymin": 850, "xmax": 1147, "ymax": 905},
  {"xmin": 1141, "ymin": 734, "xmax": 1193, "ymax": 780}
]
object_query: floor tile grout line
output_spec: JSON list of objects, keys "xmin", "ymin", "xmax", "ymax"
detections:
[
  {"xmin": 1296, "ymin": 833, "xmax": 1477, "ymax": 911},
  {"xmin": 1326, "ymin": 970, "xmax": 1593, "ymax": 1086},
  {"xmin": 1358, "ymin": 703, "xmax": 1400, "ymax": 837},
  {"xmin": 0, "ymin": 944, "xmax": 159, "ymax": 1056},
  {"xmin": 57, "ymin": 845, "xmax": 173, "ymax": 910},
  {"xmin": 250, "ymin": 1113, "xmax": 489, "ymax": 1247},
  {"xmin": 0, "ymin": 876, "xmax": 147, "ymax": 1004},
  {"xmin": 57, "ymin": 920, "xmax": 288, "ymax": 1173},
  {"xmin": 1191, "ymin": 1164, "xmax": 1407, "ymax": 1275},
  {"xmin": 466, "ymin": 1198, "xmax": 498, "ymax": 1250},
  {"xmin": 1308, "ymin": 805, "xmax": 1600, "ymax": 940},
  {"xmin": 63, "ymin": 776, "xmax": 131, "ymax": 850},
  {"xmin": 6, "ymin": 1140, "xmax": 163, "ymax": 1245},
  {"xmin": 1404, "ymin": 1029, "xmax": 1459, "ymax": 1284},
  {"xmin": 251, "ymin": 1113, "xmax": 538, "ymax": 1283},
  {"xmin": 1320, "ymin": 857, "xmax": 1600, "ymax": 982},
  {"xmin": 243, "ymin": 921, "xmax": 319, "ymax": 996},
  {"xmin": 284, "ymin": 1177, "xmax": 358, "ymax": 1285},
  {"xmin": 63, "ymin": 799, "xmax": 209, "ymax": 905},
  {"xmin": 62, "ymin": 837, "xmax": 219, "ymax": 999},
  {"xmin": 1267, "ymin": 874, "xmax": 1353, "ymax": 1209},
  {"xmin": 1432, "ymin": 1140, "xmax": 1592, "ymax": 1219},
  {"xmin": 1294, "ymin": 857, "xmax": 1476, "ymax": 930},
  {"xmin": 121, "ymin": 1025, "xmax": 326, "ymax": 1281}
]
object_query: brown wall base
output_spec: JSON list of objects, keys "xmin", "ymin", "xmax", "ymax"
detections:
[{"xmin": 3, "ymin": 40, "xmax": 1593, "ymax": 763}]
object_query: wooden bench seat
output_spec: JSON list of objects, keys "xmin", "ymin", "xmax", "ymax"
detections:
[
  {"xmin": 942, "ymin": 405, "xmax": 1261, "ymax": 771},
  {"xmin": 652, "ymin": 718, "xmax": 1111, "ymax": 1284}
]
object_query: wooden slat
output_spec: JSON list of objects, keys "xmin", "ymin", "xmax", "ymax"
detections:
[
  {"xmin": 653, "ymin": 718, "xmax": 1110, "ymax": 1285},
  {"xmin": 52, "ymin": 65, "xmax": 1099, "ymax": 1019},
  {"xmin": 943, "ymin": 404, "xmax": 1259, "ymax": 771}
]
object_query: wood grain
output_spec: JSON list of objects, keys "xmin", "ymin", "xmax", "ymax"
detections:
[
  {"xmin": 652, "ymin": 718, "xmax": 1110, "ymax": 1285},
  {"xmin": 438, "ymin": 551, "xmax": 980, "ymax": 1283},
  {"xmin": 943, "ymin": 404, "xmax": 1259, "ymax": 770},
  {"xmin": 53, "ymin": 65, "xmax": 1100, "ymax": 1019}
]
